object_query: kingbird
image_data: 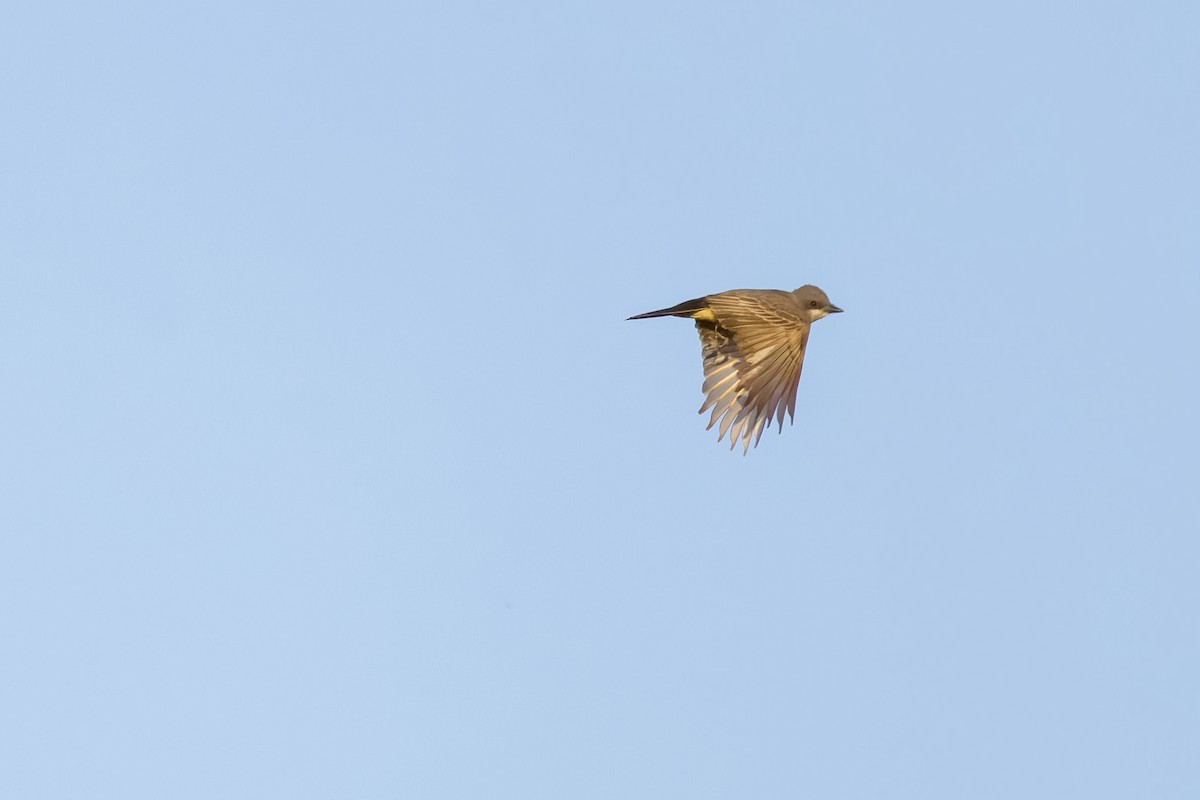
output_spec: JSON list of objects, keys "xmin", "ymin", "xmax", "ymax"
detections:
[{"xmin": 628, "ymin": 285, "xmax": 842, "ymax": 453}]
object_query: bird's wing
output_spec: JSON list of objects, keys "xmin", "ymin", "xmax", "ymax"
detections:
[{"xmin": 695, "ymin": 293, "xmax": 810, "ymax": 453}]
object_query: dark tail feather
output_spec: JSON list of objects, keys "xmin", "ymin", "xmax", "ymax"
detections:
[{"xmin": 627, "ymin": 297, "xmax": 708, "ymax": 320}]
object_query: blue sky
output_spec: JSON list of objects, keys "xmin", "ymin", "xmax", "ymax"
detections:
[{"xmin": 3, "ymin": 2, "xmax": 1199, "ymax": 797}]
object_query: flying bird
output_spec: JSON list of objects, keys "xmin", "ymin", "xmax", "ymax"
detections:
[{"xmin": 628, "ymin": 285, "xmax": 842, "ymax": 453}]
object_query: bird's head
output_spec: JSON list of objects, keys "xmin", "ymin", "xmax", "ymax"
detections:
[{"xmin": 793, "ymin": 285, "xmax": 844, "ymax": 321}]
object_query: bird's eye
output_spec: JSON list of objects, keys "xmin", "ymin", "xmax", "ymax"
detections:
[{"xmin": 809, "ymin": 300, "xmax": 819, "ymax": 308}]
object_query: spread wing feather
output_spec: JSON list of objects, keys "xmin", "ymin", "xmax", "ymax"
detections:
[{"xmin": 695, "ymin": 292, "xmax": 810, "ymax": 453}]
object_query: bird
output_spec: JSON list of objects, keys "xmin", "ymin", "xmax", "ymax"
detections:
[{"xmin": 628, "ymin": 285, "xmax": 842, "ymax": 453}]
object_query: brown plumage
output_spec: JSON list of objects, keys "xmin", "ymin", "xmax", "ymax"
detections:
[{"xmin": 628, "ymin": 285, "xmax": 843, "ymax": 453}]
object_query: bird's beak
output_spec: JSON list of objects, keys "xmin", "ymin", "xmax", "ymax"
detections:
[{"xmin": 828, "ymin": 305, "xmax": 844, "ymax": 313}]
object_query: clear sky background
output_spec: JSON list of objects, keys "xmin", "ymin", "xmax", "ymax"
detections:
[{"xmin": 2, "ymin": 2, "xmax": 1198, "ymax": 797}]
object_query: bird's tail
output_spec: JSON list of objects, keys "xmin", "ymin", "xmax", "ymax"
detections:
[{"xmin": 626, "ymin": 297, "xmax": 709, "ymax": 320}]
